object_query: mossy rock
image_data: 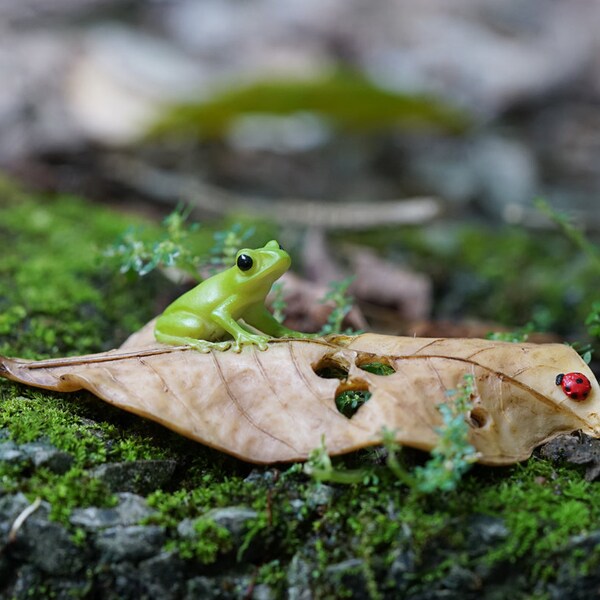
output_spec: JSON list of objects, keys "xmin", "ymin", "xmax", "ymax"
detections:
[{"xmin": 151, "ymin": 71, "xmax": 469, "ymax": 140}]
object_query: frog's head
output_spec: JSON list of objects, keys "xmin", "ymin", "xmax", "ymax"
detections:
[{"xmin": 234, "ymin": 240, "xmax": 291, "ymax": 286}]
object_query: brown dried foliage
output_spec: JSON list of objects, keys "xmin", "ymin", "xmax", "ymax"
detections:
[{"xmin": 1, "ymin": 328, "xmax": 599, "ymax": 465}]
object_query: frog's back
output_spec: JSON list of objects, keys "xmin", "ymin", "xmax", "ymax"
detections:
[{"xmin": 163, "ymin": 276, "xmax": 224, "ymax": 314}]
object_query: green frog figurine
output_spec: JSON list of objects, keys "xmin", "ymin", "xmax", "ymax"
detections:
[{"xmin": 155, "ymin": 240, "xmax": 313, "ymax": 352}]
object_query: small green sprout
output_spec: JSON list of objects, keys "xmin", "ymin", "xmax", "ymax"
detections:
[
  {"xmin": 586, "ymin": 302, "xmax": 600, "ymax": 338},
  {"xmin": 486, "ymin": 322, "xmax": 535, "ymax": 343},
  {"xmin": 535, "ymin": 198, "xmax": 600, "ymax": 271},
  {"xmin": 105, "ymin": 208, "xmax": 260, "ymax": 283},
  {"xmin": 335, "ymin": 389, "xmax": 371, "ymax": 418},
  {"xmin": 270, "ymin": 281, "xmax": 287, "ymax": 324},
  {"xmin": 208, "ymin": 223, "xmax": 255, "ymax": 273},
  {"xmin": 359, "ymin": 362, "xmax": 396, "ymax": 376},
  {"xmin": 318, "ymin": 275, "xmax": 357, "ymax": 335},
  {"xmin": 411, "ymin": 374, "xmax": 480, "ymax": 493},
  {"xmin": 304, "ymin": 437, "xmax": 372, "ymax": 485},
  {"xmin": 104, "ymin": 205, "xmax": 202, "ymax": 281},
  {"xmin": 569, "ymin": 340, "xmax": 594, "ymax": 365}
]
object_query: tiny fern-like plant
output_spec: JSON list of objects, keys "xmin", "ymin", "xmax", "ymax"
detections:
[
  {"xmin": 318, "ymin": 275, "xmax": 357, "ymax": 335},
  {"xmin": 270, "ymin": 282, "xmax": 287, "ymax": 324},
  {"xmin": 104, "ymin": 205, "xmax": 203, "ymax": 281},
  {"xmin": 104, "ymin": 208, "xmax": 256, "ymax": 283},
  {"xmin": 409, "ymin": 374, "xmax": 480, "ymax": 493},
  {"xmin": 208, "ymin": 223, "xmax": 255, "ymax": 273}
]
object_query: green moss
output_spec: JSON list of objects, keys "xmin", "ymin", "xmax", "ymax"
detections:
[
  {"xmin": 335, "ymin": 389, "xmax": 371, "ymax": 418},
  {"xmin": 29, "ymin": 467, "xmax": 117, "ymax": 522},
  {"xmin": 358, "ymin": 362, "xmax": 396, "ymax": 376},
  {"xmin": 151, "ymin": 71, "xmax": 469, "ymax": 140},
  {"xmin": 256, "ymin": 559, "xmax": 287, "ymax": 587},
  {"xmin": 0, "ymin": 387, "xmax": 108, "ymax": 465},
  {"xmin": 167, "ymin": 518, "xmax": 233, "ymax": 563},
  {"xmin": 0, "ymin": 180, "xmax": 180, "ymax": 525},
  {"xmin": 0, "ymin": 178, "xmax": 162, "ymax": 359}
]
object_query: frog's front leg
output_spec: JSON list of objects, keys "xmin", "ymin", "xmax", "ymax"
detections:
[
  {"xmin": 154, "ymin": 311, "xmax": 231, "ymax": 352},
  {"xmin": 212, "ymin": 301, "xmax": 270, "ymax": 352}
]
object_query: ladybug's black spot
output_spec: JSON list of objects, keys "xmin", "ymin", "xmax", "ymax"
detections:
[
  {"xmin": 576, "ymin": 378, "xmax": 584, "ymax": 384},
  {"xmin": 556, "ymin": 373, "xmax": 564, "ymax": 386},
  {"xmin": 565, "ymin": 385, "xmax": 571, "ymax": 392},
  {"xmin": 571, "ymin": 392, "xmax": 579, "ymax": 399}
]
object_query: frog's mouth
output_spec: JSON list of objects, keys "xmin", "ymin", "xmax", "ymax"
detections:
[{"xmin": 261, "ymin": 253, "xmax": 291, "ymax": 280}]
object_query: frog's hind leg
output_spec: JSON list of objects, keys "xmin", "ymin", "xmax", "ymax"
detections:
[{"xmin": 154, "ymin": 312, "xmax": 231, "ymax": 352}]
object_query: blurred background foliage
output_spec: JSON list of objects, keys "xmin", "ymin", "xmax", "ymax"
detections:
[{"xmin": 1, "ymin": 0, "xmax": 600, "ymax": 343}]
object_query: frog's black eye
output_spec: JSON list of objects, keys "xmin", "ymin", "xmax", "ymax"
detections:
[
  {"xmin": 237, "ymin": 254, "xmax": 253, "ymax": 271},
  {"xmin": 278, "ymin": 243, "xmax": 284, "ymax": 251}
]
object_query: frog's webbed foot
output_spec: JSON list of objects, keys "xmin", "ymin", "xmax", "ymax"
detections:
[
  {"xmin": 155, "ymin": 330, "xmax": 232, "ymax": 353},
  {"xmin": 231, "ymin": 334, "xmax": 271, "ymax": 353},
  {"xmin": 188, "ymin": 339, "xmax": 232, "ymax": 353}
]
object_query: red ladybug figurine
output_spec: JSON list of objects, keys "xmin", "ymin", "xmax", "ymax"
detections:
[{"xmin": 555, "ymin": 372, "xmax": 592, "ymax": 401}]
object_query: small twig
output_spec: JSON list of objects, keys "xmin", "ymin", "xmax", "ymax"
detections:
[
  {"xmin": 16, "ymin": 346, "xmax": 193, "ymax": 370},
  {"xmin": 7, "ymin": 497, "xmax": 42, "ymax": 544},
  {"xmin": 105, "ymin": 156, "xmax": 441, "ymax": 230},
  {"xmin": 4, "ymin": 337, "xmax": 338, "ymax": 371}
]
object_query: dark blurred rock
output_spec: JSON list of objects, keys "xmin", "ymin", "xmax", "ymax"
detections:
[
  {"xmin": 185, "ymin": 576, "xmax": 222, "ymax": 600},
  {"xmin": 0, "ymin": 441, "xmax": 28, "ymax": 466},
  {"xmin": 138, "ymin": 551, "xmax": 186, "ymax": 600},
  {"xmin": 21, "ymin": 440, "xmax": 74, "ymax": 474},
  {"xmin": 0, "ymin": 0, "xmax": 127, "ymax": 23},
  {"xmin": 388, "ymin": 547, "xmax": 416, "ymax": 591},
  {"xmin": 539, "ymin": 433, "xmax": 600, "ymax": 481},
  {"xmin": 95, "ymin": 524, "xmax": 165, "ymax": 562},
  {"xmin": 95, "ymin": 561, "xmax": 142, "ymax": 600},
  {"xmin": 305, "ymin": 484, "xmax": 335, "ymax": 509},
  {"xmin": 10, "ymin": 564, "xmax": 43, "ymax": 600},
  {"xmin": 325, "ymin": 558, "xmax": 370, "ymax": 599},
  {"xmin": 0, "ymin": 493, "xmax": 31, "ymax": 523},
  {"xmin": 202, "ymin": 506, "xmax": 259, "ymax": 543},
  {"xmin": 467, "ymin": 515, "xmax": 509, "ymax": 556},
  {"xmin": 253, "ymin": 584, "xmax": 276, "ymax": 600},
  {"xmin": 12, "ymin": 516, "xmax": 87, "ymax": 575},
  {"xmin": 287, "ymin": 553, "xmax": 313, "ymax": 600},
  {"xmin": 0, "ymin": 553, "xmax": 14, "ymax": 590},
  {"xmin": 89, "ymin": 460, "xmax": 177, "ymax": 494},
  {"xmin": 441, "ymin": 565, "xmax": 482, "ymax": 592},
  {"xmin": 549, "ymin": 575, "xmax": 600, "ymax": 600},
  {"xmin": 69, "ymin": 492, "xmax": 155, "ymax": 531},
  {"xmin": 243, "ymin": 468, "xmax": 278, "ymax": 486}
]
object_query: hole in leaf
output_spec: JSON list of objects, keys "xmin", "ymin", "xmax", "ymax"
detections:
[
  {"xmin": 313, "ymin": 355, "xmax": 350, "ymax": 380},
  {"xmin": 335, "ymin": 379, "xmax": 371, "ymax": 418},
  {"xmin": 468, "ymin": 407, "xmax": 489, "ymax": 429},
  {"xmin": 356, "ymin": 355, "xmax": 396, "ymax": 376}
]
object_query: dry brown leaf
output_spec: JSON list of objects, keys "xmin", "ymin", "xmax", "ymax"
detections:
[{"xmin": 1, "ymin": 329, "xmax": 599, "ymax": 466}]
